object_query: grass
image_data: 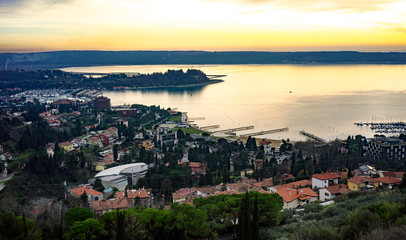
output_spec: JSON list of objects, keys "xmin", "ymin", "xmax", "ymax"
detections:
[
  {"xmin": 169, "ymin": 116, "xmax": 181, "ymax": 122},
  {"xmin": 175, "ymin": 127, "xmax": 208, "ymax": 135}
]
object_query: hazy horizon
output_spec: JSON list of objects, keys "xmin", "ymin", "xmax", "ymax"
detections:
[{"xmin": 1, "ymin": 0, "xmax": 405, "ymax": 53}]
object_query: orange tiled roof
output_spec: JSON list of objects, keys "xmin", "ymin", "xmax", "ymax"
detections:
[
  {"xmin": 215, "ymin": 190, "xmax": 240, "ymax": 196},
  {"xmin": 116, "ymin": 189, "xmax": 150, "ymax": 199},
  {"xmin": 312, "ymin": 172, "xmax": 340, "ymax": 180},
  {"xmin": 70, "ymin": 186, "xmax": 102, "ymax": 197},
  {"xmin": 283, "ymin": 179, "xmax": 312, "ymax": 189},
  {"xmin": 347, "ymin": 175, "xmax": 371, "ymax": 185},
  {"xmin": 276, "ymin": 187, "xmax": 318, "ymax": 203},
  {"xmin": 382, "ymin": 172, "xmax": 405, "ymax": 179},
  {"xmin": 172, "ymin": 192, "xmax": 186, "ymax": 200},
  {"xmin": 91, "ymin": 198, "xmax": 129, "ymax": 211},
  {"xmin": 371, "ymin": 176, "xmax": 401, "ymax": 184},
  {"xmin": 325, "ymin": 184, "xmax": 349, "ymax": 195}
]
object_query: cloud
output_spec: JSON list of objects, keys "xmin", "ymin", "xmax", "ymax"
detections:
[
  {"xmin": 207, "ymin": 0, "xmax": 399, "ymax": 13},
  {"xmin": 378, "ymin": 22, "xmax": 406, "ymax": 33},
  {"xmin": 0, "ymin": 0, "xmax": 74, "ymax": 14}
]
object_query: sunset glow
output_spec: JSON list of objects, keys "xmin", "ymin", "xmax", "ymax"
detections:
[{"xmin": 1, "ymin": 0, "xmax": 405, "ymax": 52}]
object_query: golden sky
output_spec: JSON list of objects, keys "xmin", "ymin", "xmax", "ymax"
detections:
[{"xmin": 0, "ymin": 0, "xmax": 405, "ymax": 52}]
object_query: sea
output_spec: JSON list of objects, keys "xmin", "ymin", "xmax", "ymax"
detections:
[{"xmin": 61, "ymin": 64, "xmax": 406, "ymax": 141}]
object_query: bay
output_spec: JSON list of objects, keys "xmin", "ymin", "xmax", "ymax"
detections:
[{"xmin": 62, "ymin": 64, "xmax": 406, "ymax": 141}]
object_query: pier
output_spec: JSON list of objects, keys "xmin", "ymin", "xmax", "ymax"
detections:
[
  {"xmin": 213, "ymin": 125, "xmax": 254, "ymax": 134},
  {"xmin": 189, "ymin": 117, "xmax": 205, "ymax": 121},
  {"xmin": 199, "ymin": 125, "xmax": 220, "ymax": 131},
  {"xmin": 239, "ymin": 127, "xmax": 289, "ymax": 137},
  {"xmin": 299, "ymin": 130, "xmax": 326, "ymax": 143}
]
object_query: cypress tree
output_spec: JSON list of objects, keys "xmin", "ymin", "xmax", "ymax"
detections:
[
  {"xmin": 115, "ymin": 210, "xmax": 126, "ymax": 240},
  {"xmin": 252, "ymin": 194, "xmax": 259, "ymax": 240}
]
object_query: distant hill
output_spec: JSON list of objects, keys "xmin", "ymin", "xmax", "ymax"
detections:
[{"xmin": 1, "ymin": 50, "xmax": 406, "ymax": 70}]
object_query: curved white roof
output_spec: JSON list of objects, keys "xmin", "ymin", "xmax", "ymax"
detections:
[{"xmin": 95, "ymin": 163, "xmax": 148, "ymax": 178}]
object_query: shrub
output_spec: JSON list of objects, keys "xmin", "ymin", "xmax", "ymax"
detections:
[{"xmin": 291, "ymin": 224, "xmax": 340, "ymax": 240}]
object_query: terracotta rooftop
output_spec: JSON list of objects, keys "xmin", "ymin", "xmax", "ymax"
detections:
[
  {"xmin": 382, "ymin": 172, "xmax": 405, "ymax": 179},
  {"xmin": 172, "ymin": 192, "xmax": 186, "ymax": 200},
  {"xmin": 371, "ymin": 176, "xmax": 401, "ymax": 185},
  {"xmin": 324, "ymin": 184, "xmax": 349, "ymax": 195},
  {"xmin": 347, "ymin": 176, "xmax": 371, "ymax": 185},
  {"xmin": 70, "ymin": 186, "xmax": 102, "ymax": 197},
  {"xmin": 215, "ymin": 190, "xmax": 240, "ymax": 196},
  {"xmin": 312, "ymin": 172, "xmax": 340, "ymax": 180},
  {"xmin": 276, "ymin": 187, "xmax": 318, "ymax": 203},
  {"xmin": 284, "ymin": 179, "xmax": 312, "ymax": 189},
  {"xmin": 116, "ymin": 189, "xmax": 151, "ymax": 199},
  {"xmin": 91, "ymin": 198, "xmax": 129, "ymax": 211}
]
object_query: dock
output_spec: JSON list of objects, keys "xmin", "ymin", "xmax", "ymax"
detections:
[
  {"xmin": 239, "ymin": 127, "xmax": 289, "ymax": 137},
  {"xmin": 189, "ymin": 117, "xmax": 205, "ymax": 121},
  {"xmin": 299, "ymin": 130, "xmax": 326, "ymax": 143},
  {"xmin": 199, "ymin": 125, "xmax": 220, "ymax": 131},
  {"xmin": 213, "ymin": 125, "xmax": 254, "ymax": 134}
]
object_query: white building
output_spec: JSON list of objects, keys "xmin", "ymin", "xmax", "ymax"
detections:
[
  {"xmin": 95, "ymin": 163, "xmax": 148, "ymax": 186},
  {"xmin": 312, "ymin": 172, "xmax": 340, "ymax": 189}
]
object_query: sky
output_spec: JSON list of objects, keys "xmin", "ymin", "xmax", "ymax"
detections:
[{"xmin": 0, "ymin": 0, "xmax": 405, "ymax": 52}]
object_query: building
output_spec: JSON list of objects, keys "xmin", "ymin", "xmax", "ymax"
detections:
[
  {"xmin": 312, "ymin": 172, "xmax": 340, "ymax": 189},
  {"xmin": 381, "ymin": 172, "xmax": 405, "ymax": 179},
  {"xmin": 276, "ymin": 187, "xmax": 318, "ymax": 209},
  {"xmin": 178, "ymin": 162, "xmax": 207, "ymax": 175},
  {"xmin": 139, "ymin": 139, "xmax": 154, "ymax": 151},
  {"xmin": 319, "ymin": 184, "xmax": 349, "ymax": 202},
  {"xmin": 93, "ymin": 96, "xmax": 111, "ymax": 110},
  {"xmin": 259, "ymin": 140, "xmax": 272, "ymax": 155},
  {"xmin": 94, "ymin": 163, "xmax": 149, "ymax": 186},
  {"xmin": 91, "ymin": 198, "xmax": 130, "ymax": 216},
  {"xmin": 371, "ymin": 176, "xmax": 402, "ymax": 189},
  {"xmin": 116, "ymin": 188, "xmax": 152, "ymax": 207},
  {"xmin": 347, "ymin": 176, "xmax": 373, "ymax": 191},
  {"xmin": 172, "ymin": 192, "xmax": 187, "ymax": 203},
  {"xmin": 69, "ymin": 186, "xmax": 103, "ymax": 202},
  {"xmin": 367, "ymin": 137, "xmax": 406, "ymax": 161},
  {"xmin": 59, "ymin": 141, "xmax": 73, "ymax": 152},
  {"xmin": 157, "ymin": 131, "xmax": 178, "ymax": 147}
]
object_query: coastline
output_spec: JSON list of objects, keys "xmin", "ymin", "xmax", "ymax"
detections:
[{"xmin": 110, "ymin": 79, "xmax": 223, "ymax": 90}]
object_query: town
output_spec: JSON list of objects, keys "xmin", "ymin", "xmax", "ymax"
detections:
[{"xmin": 0, "ymin": 88, "xmax": 405, "ymax": 239}]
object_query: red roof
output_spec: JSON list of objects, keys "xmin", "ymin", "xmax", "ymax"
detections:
[
  {"xmin": 324, "ymin": 184, "xmax": 349, "ymax": 195},
  {"xmin": 382, "ymin": 172, "xmax": 405, "ymax": 179},
  {"xmin": 276, "ymin": 187, "xmax": 318, "ymax": 203},
  {"xmin": 284, "ymin": 179, "xmax": 312, "ymax": 189},
  {"xmin": 371, "ymin": 176, "xmax": 401, "ymax": 185},
  {"xmin": 92, "ymin": 198, "xmax": 129, "ymax": 211},
  {"xmin": 216, "ymin": 190, "xmax": 240, "ymax": 196},
  {"xmin": 70, "ymin": 186, "xmax": 102, "ymax": 197},
  {"xmin": 116, "ymin": 189, "xmax": 151, "ymax": 199},
  {"xmin": 172, "ymin": 192, "xmax": 186, "ymax": 200},
  {"xmin": 348, "ymin": 176, "xmax": 371, "ymax": 185},
  {"xmin": 312, "ymin": 172, "xmax": 340, "ymax": 180}
]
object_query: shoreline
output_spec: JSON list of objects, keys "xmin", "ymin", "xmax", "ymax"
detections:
[{"xmin": 110, "ymin": 79, "xmax": 223, "ymax": 90}]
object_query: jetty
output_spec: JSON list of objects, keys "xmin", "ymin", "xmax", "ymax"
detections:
[
  {"xmin": 189, "ymin": 117, "xmax": 205, "ymax": 121},
  {"xmin": 300, "ymin": 130, "xmax": 326, "ymax": 143},
  {"xmin": 239, "ymin": 127, "xmax": 289, "ymax": 137},
  {"xmin": 199, "ymin": 125, "xmax": 220, "ymax": 131},
  {"xmin": 213, "ymin": 125, "xmax": 254, "ymax": 134}
]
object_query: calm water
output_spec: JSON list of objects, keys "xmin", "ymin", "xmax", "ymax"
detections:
[{"xmin": 62, "ymin": 64, "xmax": 406, "ymax": 141}]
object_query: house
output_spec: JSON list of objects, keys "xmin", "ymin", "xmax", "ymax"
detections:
[
  {"xmin": 103, "ymin": 153, "xmax": 114, "ymax": 165},
  {"xmin": 59, "ymin": 141, "xmax": 73, "ymax": 152},
  {"xmin": 47, "ymin": 119, "xmax": 61, "ymax": 127},
  {"xmin": 196, "ymin": 186, "xmax": 220, "ymax": 198},
  {"xmin": 282, "ymin": 174, "xmax": 295, "ymax": 182},
  {"xmin": 69, "ymin": 186, "xmax": 103, "ymax": 202},
  {"xmin": 240, "ymin": 169, "xmax": 254, "ymax": 177},
  {"xmin": 139, "ymin": 139, "xmax": 154, "ymax": 151},
  {"xmin": 172, "ymin": 192, "xmax": 186, "ymax": 203},
  {"xmin": 312, "ymin": 172, "xmax": 340, "ymax": 189},
  {"xmin": 381, "ymin": 172, "xmax": 405, "ymax": 179},
  {"xmin": 215, "ymin": 189, "xmax": 240, "ymax": 196},
  {"xmin": 91, "ymin": 198, "xmax": 130, "ymax": 216},
  {"xmin": 319, "ymin": 184, "xmax": 349, "ymax": 202},
  {"xmin": 178, "ymin": 162, "xmax": 207, "ymax": 175},
  {"xmin": 371, "ymin": 177, "xmax": 401, "ymax": 189},
  {"xmin": 175, "ymin": 188, "xmax": 197, "ymax": 199},
  {"xmin": 259, "ymin": 140, "xmax": 272, "ymax": 155},
  {"xmin": 347, "ymin": 176, "xmax": 373, "ymax": 191},
  {"xmin": 252, "ymin": 181, "xmax": 274, "ymax": 191},
  {"xmin": 226, "ymin": 182, "xmax": 251, "ymax": 193},
  {"xmin": 276, "ymin": 187, "xmax": 318, "ymax": 209},
  {"xmin": 116, "ymin": 188, "xmax": 152, "ymax": 207},
  {"xmin": 87, "ymin": 136, "xmax": 103, "ymax": 148}
]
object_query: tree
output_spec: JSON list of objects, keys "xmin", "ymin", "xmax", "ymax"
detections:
[
  {"xmin": 115, "ymin": 210, "xmax": 126, "ymax": 240},
  {"xmin": 113, "ymin": 144, "xmax": 118, "ymax": 161},
  {"xmin": 0, "ymin": 212, "xmax": 42, "ymax": 240},
  {"xmin": 80, "ymin": 192, "xmax": 88, "ymax": 207},
  {"xmin": 63, "ymin": 218, "xmax": 108, "ymax": 240},
  {"xmin": 237, "ymin": 192, "xmax": 252, "ymax": 240},
  {"xmin": 64, "ymin": 207, "xmax": 95, "ymax": 227},
  {"xmin": 94, "ymin": 178, "xmax": 105, "ymax": 193},
  {"xmin": 252, "ymin": 194, "xmax": 259, "ymax": 240}
]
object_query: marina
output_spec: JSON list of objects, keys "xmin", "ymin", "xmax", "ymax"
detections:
[{"xmin": 354, "ymin": 122, "xmax": 406, "ymax": 135}]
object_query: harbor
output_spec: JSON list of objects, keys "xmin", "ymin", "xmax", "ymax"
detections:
[{"xmin": 354, "ymin": 122, "xmax": 406, "ymax": 135}]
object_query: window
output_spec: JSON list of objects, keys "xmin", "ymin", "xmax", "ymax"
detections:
[{"xmin": 325, "ymin": 192, "xmax": 329, "ymax": 196}]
